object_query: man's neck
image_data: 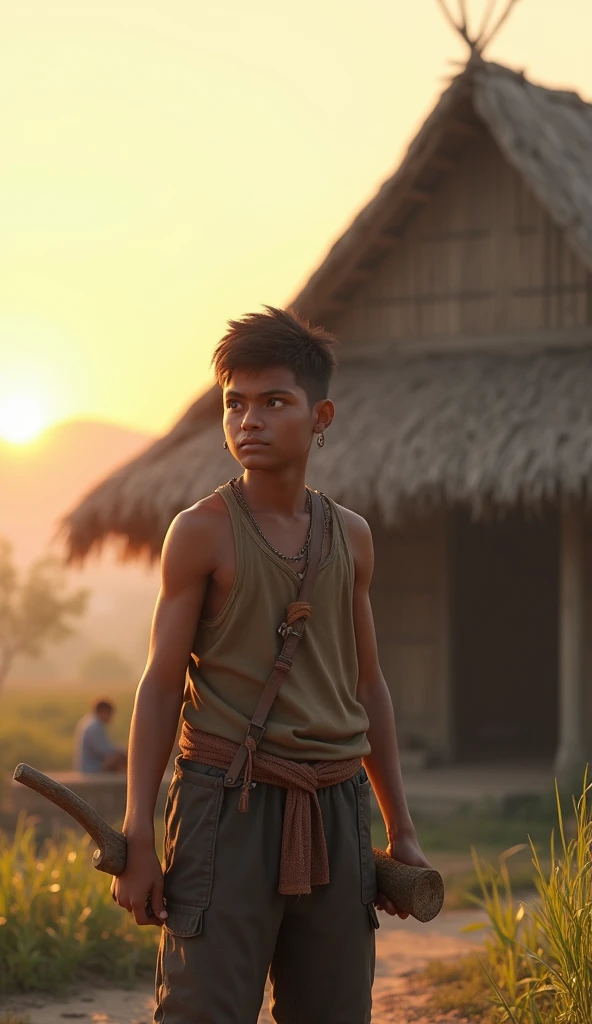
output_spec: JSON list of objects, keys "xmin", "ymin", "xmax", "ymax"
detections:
[{"xmin": 241, "ymin": 467, "xmax": 309, "ymax": 516}]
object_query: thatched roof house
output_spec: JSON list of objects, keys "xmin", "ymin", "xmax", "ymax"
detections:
[
  {"xmin": 64, "ymin": 58, "xmax": 592, "ymax": 560},
  {"xmin": 63, "ymin": 55, "xmax": 592, "ymax": 778}
]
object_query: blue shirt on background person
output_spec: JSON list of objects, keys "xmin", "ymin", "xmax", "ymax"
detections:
[{"xmin": 73, "ymin": 699, "xmax": 127, "ymax": 773}]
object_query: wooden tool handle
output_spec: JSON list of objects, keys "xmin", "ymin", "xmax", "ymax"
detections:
[
  {"xmin": 374, "ymin": 848, "xmax": 444, "ymax": 923},
  {"xmin": 13, "ymin": 765, "xmax": 445, "ymax": 918},
  {"xmin": 13, "ymin": 763, "xmax": 127, "ymax": 876}
]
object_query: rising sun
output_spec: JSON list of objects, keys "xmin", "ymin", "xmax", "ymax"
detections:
[{"xmin": 0, "ymin": 394, "xmax": 49, "ymax": 444}]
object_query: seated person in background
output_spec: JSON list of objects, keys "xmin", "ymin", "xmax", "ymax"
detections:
[{"xmin": 74, "ymin": 699, "xmax": 128, "ymax": 773}]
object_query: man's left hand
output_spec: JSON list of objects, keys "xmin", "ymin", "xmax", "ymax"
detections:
[{"xmin": 375, "ymin": 831, "xmax": 432, "ymax": 918}]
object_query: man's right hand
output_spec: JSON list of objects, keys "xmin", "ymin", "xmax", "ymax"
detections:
[{"xmin": 110, "ymin": 837, "xmax": 168, "ymax": 927}]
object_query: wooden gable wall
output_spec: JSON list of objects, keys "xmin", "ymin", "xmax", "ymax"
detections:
[
  {"xmin": 327, "ymin": 131, "xmax": 592, "ymax": 351},
  {"xmin": 370, "ymin": 513, "xmax": 452, "ymax": 762}
]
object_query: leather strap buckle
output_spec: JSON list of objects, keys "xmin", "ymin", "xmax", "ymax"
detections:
[{"xmin": 278, "ymin": 621, "xmax": 303, "ymax": 639}]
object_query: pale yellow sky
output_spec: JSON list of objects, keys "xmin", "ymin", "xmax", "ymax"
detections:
[{"xmin": 1, "ymin": 0, "xmax": 591, "ymax": 436}]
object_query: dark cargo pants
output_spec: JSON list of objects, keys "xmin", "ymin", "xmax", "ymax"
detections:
[{"xmin": 154, "ymin": 755, "xmax": 378, "ymax": 1024}]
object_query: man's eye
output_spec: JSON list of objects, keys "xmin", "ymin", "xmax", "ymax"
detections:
[
  {"xmin": 226, "ymin": 400, "xmax": 239, "ymax": 409},
  {"xmin": 268, "ymin": 398, "xmax": 283, "ymax": 407}
]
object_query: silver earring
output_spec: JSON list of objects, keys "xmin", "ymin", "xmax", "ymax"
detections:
[
  {"xmin": 223, "ymin": 439, "xmax": 228, "ymax": 449},
  {"xmin": 317, "ymin": 432, "xmax": 325, "ymax": 448}
]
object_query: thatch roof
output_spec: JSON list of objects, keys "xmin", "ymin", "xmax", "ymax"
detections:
[
  {"xmin": 64, "ymin": 349, "xmax": 592, "ymax": 560},
  {"xmin": 292, "ymin": 57, "xmax": 592, "ymax": 321},
  {"xmin": 62, "ymin": 57, "xmax": 592, "ymax": 561}
]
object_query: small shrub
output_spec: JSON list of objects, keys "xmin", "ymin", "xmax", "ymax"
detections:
[
  {"xmin": 422, "ymin": 774, "xmax": 592, "ymax": 1023},
  {"xmin": 470, "ymin": 775, "xmax": 592, "ymax": 1022}
]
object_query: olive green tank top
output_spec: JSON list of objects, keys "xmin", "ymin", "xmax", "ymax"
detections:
[{"xmin": 182, "ymin": 481, "xmax": 370, "ymax": 761}]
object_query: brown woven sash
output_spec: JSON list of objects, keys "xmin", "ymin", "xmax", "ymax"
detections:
[{"xmin": 180, "ymin": 726, "xmax": 361, "ymax": 895}]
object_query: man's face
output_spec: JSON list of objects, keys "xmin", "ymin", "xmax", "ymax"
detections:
[
  {"xmin": 223, "ymin": 367, "xmax": 329, "ymax": 470},
  {"xmin": 98, "ymin": 707, "xmax": 113, "ymax": 724}
]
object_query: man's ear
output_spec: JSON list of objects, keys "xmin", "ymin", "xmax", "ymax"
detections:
[{"xmin": 314, "ymin": 398, "xmax": 334, "ymax": 433}]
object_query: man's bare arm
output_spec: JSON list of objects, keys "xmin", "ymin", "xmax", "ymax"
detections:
[
  {"xmin": 112, "ymin": 504, "xmax": 218, "ymax": 925},
  {"xmin": 341, "ymin": 508, "xmax": 430, "ymax": 912}
]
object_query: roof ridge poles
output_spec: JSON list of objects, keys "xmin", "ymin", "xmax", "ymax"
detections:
[
  {"xmin": 476, "ymin": 0, "xmax": 523, "ymax": 54},
  {"xmin": 434, "ymin": 0, "xmax": 524, "ymax": 54}
]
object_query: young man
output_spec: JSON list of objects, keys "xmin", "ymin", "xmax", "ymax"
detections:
[{"xmin": 112, "ymin": 307, "xmax": 429, "ymax": 1024}]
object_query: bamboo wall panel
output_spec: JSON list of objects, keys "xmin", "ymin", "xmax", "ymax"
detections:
[
  {"xmin": 331, "ymin": 133, "xmax": 592, "ymax": 349},
  {"xmin": 370, "ymin": 514, "xmax": 451, "ymax": 759},
  {"xmin": 389, "ymin": 646, "xmax": 434, "ymax": 717}
]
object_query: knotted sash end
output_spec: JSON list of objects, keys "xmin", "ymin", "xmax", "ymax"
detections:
[{"xmin": 238, "ymin": 736, "xmax": 257, "ymax": 813}]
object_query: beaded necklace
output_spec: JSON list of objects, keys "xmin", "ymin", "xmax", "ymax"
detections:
[{"xmin": 230, "ymin": 477, "xmax": 329, "ymax": 579}]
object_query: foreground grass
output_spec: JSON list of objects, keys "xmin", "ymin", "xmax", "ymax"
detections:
[
  {"xmin": 0, "ymin": 820, "xmax": 158, "ymax": 994},
  {"xmin": 423, "ymin": 778, "xmax": 592, "ymax": 1023}
]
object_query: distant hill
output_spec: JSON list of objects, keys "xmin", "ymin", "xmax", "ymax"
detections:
[
  {"xmin": 1, "ymin": 419, "xmax": 161, "ymax": 684},
  {"xmin": 0, "ymin": 419, "xmax": 153, "ymax": 561}
]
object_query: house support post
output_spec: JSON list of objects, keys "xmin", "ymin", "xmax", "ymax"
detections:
[{"xmin": 554, "ymin": 502, "xmax": 588, "ymax": 792}]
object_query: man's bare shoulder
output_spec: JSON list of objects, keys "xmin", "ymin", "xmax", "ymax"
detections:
[
  {"xmin": 163, "ymin": 492, "xmax": 231, "ymax": 572},
  {"xmin": 176, "ymin": 490, "xmax": 229, "ymax": 529},
  {"xmin": 333, "ymin": 502, "xmax": 373, "ymax": 545},
  {"xmin": 331, "ymin": 502, "xmax": 374, "ymax": 582}
]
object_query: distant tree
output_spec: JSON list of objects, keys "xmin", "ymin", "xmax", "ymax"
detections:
[
  {"xmin": 80, "ymin": 648, "xmax": 133, "ymax": 684},
  {"xmin": 0, "ymin": 538, "xmax": 88, "ymax": 692}
]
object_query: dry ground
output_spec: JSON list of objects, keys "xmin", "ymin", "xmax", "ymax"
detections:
[{"xmin": 2, "ymin": 908, "xmax": 487, "ymax": 1024}]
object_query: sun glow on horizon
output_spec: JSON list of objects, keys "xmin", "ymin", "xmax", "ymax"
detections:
[{"xmin": 0, "ymin": 394, "xmax": 50, "ymax": 445}]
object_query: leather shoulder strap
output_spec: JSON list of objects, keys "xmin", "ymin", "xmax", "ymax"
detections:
[{"xmin": 224, "ymin": 490, "xmax": 325, "ymax": 788}]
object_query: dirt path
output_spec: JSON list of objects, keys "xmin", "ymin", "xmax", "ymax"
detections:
[{"xmin": 3, "ymin": 909, "xmax": 487, "ymax": 1024}]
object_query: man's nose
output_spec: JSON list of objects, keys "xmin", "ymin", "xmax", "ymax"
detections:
[{"xmin": 241, "ymin": 406, "xmax": 265, "ymax": 431}]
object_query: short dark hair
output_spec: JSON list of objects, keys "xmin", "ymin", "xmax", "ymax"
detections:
[
  {"xmin": 93, "ymin": 699, "xmax": 114, "ymax": 715},
  {"xmin": 212, "ymin": 306, "xmax": 338, "ymax": 404}
]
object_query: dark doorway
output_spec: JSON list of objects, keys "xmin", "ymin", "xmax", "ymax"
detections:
[{"xmin": 453, "ymin": 509, "xmax": 559, "ymax": 761}]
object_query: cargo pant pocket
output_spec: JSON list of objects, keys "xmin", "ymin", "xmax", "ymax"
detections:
[
  {"xmin": 356, "ymin": 774, "xmax": 378, "ymax": 906},
  {"xmin": 163, "ymin": 902, "xmax": 203, "ymax": 938},
  {"xmin": 162, "ymin": 756, "xmax": 223, "ymax": 935}
]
